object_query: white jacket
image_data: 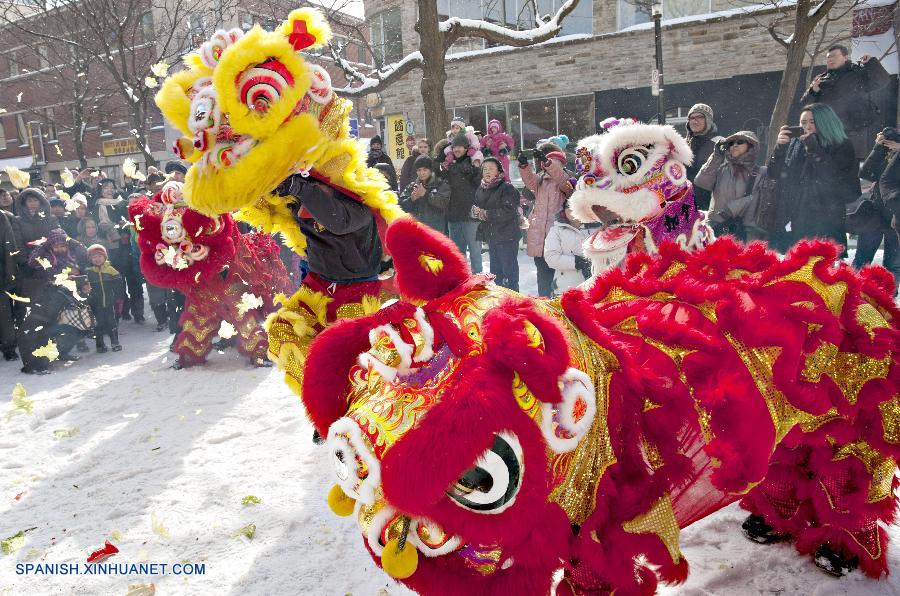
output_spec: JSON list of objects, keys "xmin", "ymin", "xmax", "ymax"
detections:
[{"xmin": 543, "ymin": 219, "xmax": 591, "ymax": 295}]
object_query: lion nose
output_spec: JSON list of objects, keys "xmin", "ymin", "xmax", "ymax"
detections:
[{"xmin": 326, "ymin": 417, "xmax": 381, "ymax": 505}]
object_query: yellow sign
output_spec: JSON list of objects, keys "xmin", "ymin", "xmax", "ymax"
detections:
[
  {"xmin": 386, "ymin": 114, "xmax": 408, "ymax": 162},
  {"xmin": 102, "ymin": 138, "xmax": 140, "ymax": 157}
]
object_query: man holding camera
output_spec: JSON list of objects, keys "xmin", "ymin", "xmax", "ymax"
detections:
[{"xmin": 801, "ymin": 45, "xmax": 892, "ymax": 159}]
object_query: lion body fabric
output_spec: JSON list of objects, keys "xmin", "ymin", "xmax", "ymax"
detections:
[
  {"xmin": 302, "ymin": 218, "xmax": 898, "ymax": 595},
  {"xmin": 129, "ymin": 186, "xmax": 291, "ymax": 366}
]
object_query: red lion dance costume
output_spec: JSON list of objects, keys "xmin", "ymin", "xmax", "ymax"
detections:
[
  {"xmin": 301, "ymin": 218, "xmax": 898, "ymax": 595},
  {"xmin": 129, "ymin": 182, "xmax": 290, "ymax": 367}
]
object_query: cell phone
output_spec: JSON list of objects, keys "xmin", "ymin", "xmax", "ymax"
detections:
[{"xmin": 786, "ymin": 126, "xmax": 805, "ymax": 137}]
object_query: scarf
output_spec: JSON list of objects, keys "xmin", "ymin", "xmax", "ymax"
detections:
[{"xmin": 480, "ymin": 175, "xmax": 503, "ymax": 190}]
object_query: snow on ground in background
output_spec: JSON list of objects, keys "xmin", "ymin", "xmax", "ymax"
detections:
[{"xmin": 0, "ymin": 249, "xmax": 897, "ymax": 596}]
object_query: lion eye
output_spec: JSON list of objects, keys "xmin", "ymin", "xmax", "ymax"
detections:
[
  {"xmin": 617, "ymin": 146, "xmax": 650, "ymax": 175},
  {"xmin": 447, "ymin": 433, "xmax": 522, "ymax": 514},
  {"xmin": 237, "ymin": 58, "xmax": 294, "ymax": 114}
]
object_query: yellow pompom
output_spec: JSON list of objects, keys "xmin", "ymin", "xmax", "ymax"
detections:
[
  {"xmin": 327, "ymin": 484, "xmax": 355, "ymax": 517},
  {"xmin": 381, "ymin": 537, "xmax": 418, "ymax": 579}
]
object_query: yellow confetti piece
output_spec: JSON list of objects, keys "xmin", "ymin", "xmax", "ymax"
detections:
[
  {"xmin": 54, "ymin": 144, "xmax": 62, "ymax": 157},
  {"xmin": 236, "ymin": 293, "xmax": 263, "ymax": 316},
  {"xmin": 5, "ymin": 291, "xmax": 30, "ymax": 303},
  {"xmin": 151, "ymin": 513, "xmax": 170, "ymax": 539},
  {"xmin": 194, "ymin": 271, "xmax": 200, "ymax": 283},
  {"xmin": 60, "ymin": 168, "xmax": 75, "ymax": 188},
  {"xmin": 232, "ymin": 523, "xmax": 256, "ymax": 540},
  {"xmin": 26, "ymin": 548, "xmax": 43, "ymax": 560},
  {"xmin": 150, "ymin": 62, "xmax": 170, "ymax": 77},
  {"xmin": 35, "ymin": 257, "xmax": 51, "ymax": 270},
  {"xmin": 144, "ymin": 76, "xmax": 158, "ymax": 89},
  {"xmin": 126, "ymin": 584, "xmax": 156, "ymax": 596},
  {"xmin": 32, "ymin": 340, "xmax": 59, "ymax": 362},
  {"xmin": 134, "ymin": 214, "xmax": 143, "ymax": 231},
  {"xmin": 218, "ymin": 321, "xmax": 237, "ymax": 339},
  {"xmin": 53, "ymin": 427, "xmax": 79, "ymax": 438},
  {"xmin": 110, "ymin": 529, "xmax": 122, "ymax": 542},
  {"xmin": 241, "ymin": 495, "xmax": 261, "ymax": 506},
  {"xmin": 0, "ymin": 108, "xmax": 6, "ymax": 113},
  {"xmin": 122, "ymin": 158, "xmax": 146, "ymax": 182},
  {"xmin": 5, "ymin": 166, "xmax": 30, "ymax": 189},
  {"xmin": 7, "ymin": 383, "xmax": 33, "ymax": 420},
  {"xmin": 16, "ymin": 92, "xmax": 23, "ymax": 102},
  {"xmin": 2, "ymin": 531, "xmax": 26, "ymax": 554}
]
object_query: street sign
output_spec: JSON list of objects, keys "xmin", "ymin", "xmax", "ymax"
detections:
[
  {"xmin": 102, "ymin": 138, "xmax": 140, "ymax": 156},
  {"xmin": 349, "ymin": 118, "xmax": 359, "ymax": 138},
  {"xmin": 651, "ymin": 69, "xmax": 660, "ymax": 96},
  {"xmin": 386, "ymin": 114, "xmax": 408, "ymax": 161}
]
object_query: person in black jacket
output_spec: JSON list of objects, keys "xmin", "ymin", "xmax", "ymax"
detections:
[
  {"xmin": 443, "ymin": 133, "xmax": 483, "ymax": 273},
  {"xmin": 0, "ymin": 209, "xmax": 19, "ymax": 361},
  {"xmin": 800, "ymin": 45, "xmax": 892, "ymax": 160},
  {"xmin": 398, "ymin": 155, "xmax": 450, "ymax": 234},
  {"xmin": 18, "ymin": 274, "xmax": 94, "ymax": 374},
  {"xmin": 683, "ymin": 103, "xmax": 725, "ymax": 211},
  {"xmin": 472, "ymin": 157, "xmax": 521, "ymax": 291},
  {"xmin": 86, "ymin": 244, "xmax": 124, "ymax": 352},
  {"xmin": 768, "ymin": 103, "xmax": 861, "ymax": 255},
  {"xmin": 881, "ymin": 136, "xmax": 900, "ymax": 240},
  {"xmin": 852, "ymin": 130, "xmax": 900, "ymax": 292}
]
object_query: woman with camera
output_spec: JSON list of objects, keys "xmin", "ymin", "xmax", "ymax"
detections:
[
  {"xmin": 768, "ymin": 103, "xmax": 860, "ymax": 254},
  {"xmin": 694, "ymin": 131, "xmax": 765, "ymax": 241},
  {"xmin": 852, "ymin": 129, "xmax": 900, "ymax": 291}
]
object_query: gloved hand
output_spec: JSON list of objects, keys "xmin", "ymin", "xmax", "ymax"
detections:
[
  {"xmin": 275, "ymin": 174, "xmax": 306, "ymax": 199},
  {"xmin": 574, "ymin": 255, "xmax": 592, "ymax": 279},
  {"xmin": 517, "ymin": 152, "xmax": 529, "ymax": 167},
  {"xmin": 715, "ymin": 140, "xmax": 728, "ymax": 155}
]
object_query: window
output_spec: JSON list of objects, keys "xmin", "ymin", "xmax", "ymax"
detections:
[
  {"xmin": 45, "ymin": 108, "xmax": 57, "ymax": 141},
  {"xmin": 368, "ymin": 8, "xmax": 403, "ymax": 67},
  {"xmin": 556, "ymin": 95, "xmax": 593, "ymax": 146},
  {"xmin": 618, "ymin": 0, "xmax": 713, "ymax": 29},
  {"xmin": 142, "ymin": 12, "xmax": 156, "ymax": 41},
  {"xmin": 521, "ymin": 98, "xmax": 556, "ymax": 148},
  {"xmin": 0, "ymin": 119, "xmax": 6, "ymax": 150},
  {"xmin": 99, "ymin": 112, "xmax": 110, "ymax": 136},
  {"xmin": 8, "ymin": 52, "xmax": 18, "ymax": 78},
  {"xmin": 439, "ymin": 0, "xmax": 592, "ymax": 35},
  {"xmin": 38, "ymin": 45, "xmax": 50, "ymax": 69},
  {"xmin": 16, "ymin": 114, "xmax": 29, "ymax": 146}
]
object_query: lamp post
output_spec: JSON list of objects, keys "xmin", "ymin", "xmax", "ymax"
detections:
[{"xmin": 652, "ymin": 3, "xmax": 665, "ymax": 124}]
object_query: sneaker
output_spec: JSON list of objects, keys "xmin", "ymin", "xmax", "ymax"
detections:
[
  {"xmin": 58, "ymin": 353, "xmax": 80, "ymax": 362},
  {"xmin": 112, "ymin": 344, "xmax": 122, "ymax": 352},
  {"xmin": 814, "ymin": 544, "xmax": 859, "ymax": 577},
  {"xmin": 3, "ymin": 351, "xmax": 19, "ymax": 361},
  {"xmin": 741, "ymin": 514, "xmax": 789, "ymax": 545},
  {"xmin": 251, "ymin": 357, "xmax": 272, "ymax": 368},
  {"xmin": 76, "ymin": 341, "xmax": 90, "ymax": 353},
  {"xmin": 21, "ymin": 366, "xmax": 50, "ymax": 375},
  {"xmin": 96, "ymin": 345, "xmax": 108, "ymax": 354}
]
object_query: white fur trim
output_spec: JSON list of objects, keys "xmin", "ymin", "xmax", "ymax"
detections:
[
  {"xmin": 593, "ymin": 123, "xmax": 693, "ymax": 168},
  {"xmin": 357, "ymin": 324, "xmax": 414, "ymax": 381},
  {"xmin": 327, "ymin": 417, "xmax": 382, "ymax": 506},
  {"xmin": 540, "ymin": 368, "xmax": 596, "ymax": 453},
  {"xmin": 407, "ymin": 518, "xmax": 463, "ymax": 557},
  {"xmin": 570, "ymin": 186, "xmax": 661, "ymax": 225},
  {"xmin": 364, "ymin": 503, "xmax": 399, "ymax": 557},
  {"xmin": 412, "ymin": 308, "xmax": 435, "ymax": 363}
]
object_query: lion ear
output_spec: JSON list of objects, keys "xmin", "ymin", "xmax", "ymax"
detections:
[{"xmin": 279, "ymin": 8, "xmax": 332, "ymax": 51}]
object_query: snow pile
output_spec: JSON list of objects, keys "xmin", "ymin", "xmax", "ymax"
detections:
[{"xmin": 1, "ymin": 250, "xmax": 897, "ymax": 595}]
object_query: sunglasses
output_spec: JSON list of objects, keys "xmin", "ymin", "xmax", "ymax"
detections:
[{"xmin": 727, "ymin": 140, "xmax": 748, "ymax": 147}]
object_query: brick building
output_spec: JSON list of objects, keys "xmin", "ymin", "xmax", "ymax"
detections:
[
  {"xmin": 363, "ymin": 0, "xmax": 898, "ymax": 180},
  {"xmin": 0, "ymin": 2, "xmax": 372, "ymax": 190}
]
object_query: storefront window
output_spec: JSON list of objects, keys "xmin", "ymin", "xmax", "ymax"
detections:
[
  {"xmin": 618, "ymin": 0, "xmax": 713, "ymax": 29},
  {"xmin": 557, "ymin": 94, "xmax": 593, "ymax": 147},
  {"xmin": 369, "ymin": 7, "xmax": 403, "ymax": 66},
  {"xmin": 521, "ymin": 98, "xmax": 556, "ymax": 149}
]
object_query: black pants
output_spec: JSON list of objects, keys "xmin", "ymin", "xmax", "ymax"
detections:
[
  {"xmin": 534, "ymin": 256, "xmax": 555, "ymax": 298},
  {"xmin": 0, "ymin": 292, "xmax": 16, "ymax": 355},
  {"xmin": 93, "ymin": 305, "xmax": 118, "ymax": 345},
  {"xmin": 124, "ymin": 273, "xmax": 144, "ymax": 319},
  {"xmin": 489, "ymin": 239, "xmax": 519, "ymax": 292},
  {"xmin": 853, "ymin": 228, "xmax": 900, "ymax": 292}
]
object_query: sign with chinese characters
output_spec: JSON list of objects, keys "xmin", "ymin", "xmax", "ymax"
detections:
[
  {"xmin": 102, "ymin": 138, "xmax": 140, "ymax": 157},
  {"xmin": 386, "ymin": 114, "xmax": 408, "ymax": 161}
]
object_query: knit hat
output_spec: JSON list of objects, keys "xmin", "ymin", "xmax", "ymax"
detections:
[
  {"xmin": 72, "ymin": 193, "xmax": 88, "ymax": 208},
  {"xmin": 724, "ymin": 130, "xmax": 759, "ymax": 146},
  {"xmin": 370, "ymin": 135, "xmax": 384, "ymax": 147},
  {"xmin": 49, "ymin": 197, "xmax": 66, "ymax": 207},
  {"xmin": 99, "ymin": 177, "xmax": 117, "ymax": 187},
  {"xmin": 47, "ymin": 228, "xmax": 68, "ymax": 247},
  {"xmin": 451, "ymin": 116, "xmax": 466, "ymax": 127},
  {"xmin": 482, "ymin": 156, "xmax": 504, "ymax": 173},
  {"xmin": 413, "ymin": 154, "xmax": 434, "ymax": 171},
  {"xmin": 451, "ymin": 133, "xmax": 470, "ymax": 148},
  {"xmin": 164, "ymin": 161, "xmax": 187, "ymax": 175},
  {"xmin": 688, "ymin": 103, "xmax": 714, "ymax": 124},
  {"xmin": 87, "ymin": 243, "xmax": 107, "ymax": 258}
]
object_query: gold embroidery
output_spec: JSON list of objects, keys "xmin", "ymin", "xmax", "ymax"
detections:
[
  {"xmin": 878, "ymin": 397, "xmax": 900, "ymax": 444},
  {"xmin": 621, "ymin": 495, "xmax": 682, "ymax": 563},
  {"xmin": 802, "ymin": 342, "xmax": 891, "ymax": 404},
  {"xmin": 767, "ymin": 256, "xmax": 847, "ymax": 316}
]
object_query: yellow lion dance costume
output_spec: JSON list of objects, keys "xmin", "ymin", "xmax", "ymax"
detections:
[{"xmin": 154, "ymin": 8, "xmax": 404, "ymax": 396}]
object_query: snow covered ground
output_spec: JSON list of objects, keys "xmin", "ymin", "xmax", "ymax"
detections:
[{"xmin": 1, "ymin": 249, "xmax": 898, "ymax": 596}]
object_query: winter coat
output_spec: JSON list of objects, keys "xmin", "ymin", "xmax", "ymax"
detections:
[
  {"xmin": 473, "ymin": 180, "xmax": 521, "ymax": 244},
  {"xmin": 685, "ymin": 123, "xmax": 725, "ymax": 210},
  {"xmin": 12, "ymin": 192, "xmax": 59, "ymax": 263},
  {"xmin": 96, "ymin": 196, "xmax": 128, "ymax": 249},
  {"xmin": 543, "ymin": 219, "xmax": 591, "ymax": 295},
  {"xmin": 87, "ymin": 262, "xmax": 124, "ymax": 311},
  {"xmin": 520, "ymin": 159, "xmax": 573, "ymax": 257},
  {"xmin": 17, "ymin": 283, "xmax": 87, "ymax": 371},
  {"xmin": 800, "ymin": 59, "xmax": 892, "ymax": 158},
  {"xmin": 694, "ymin": 137, "xmax": 765, "ymax": 225},
  {"xmin": 0, "ymin": 210, "xmax": 18, "ymax": 291},
  {"xmin": 399, "ymin": 174, "xmax": 450, "ymax": 234},
  {"xmin": 767, "ymin": 135, "xmax": 860, "ymax": 248},
  {"xmin": 443, "ymin": 154, "xmax": 481, "ymax": 222},
  {"xmin": 482, "ymin": 120, "xmax": 515, "ymax": 181},
  {"xmin": 27, "ymin": 238, "xmax": 88, "ymax": 279},
  {"xmin": 367, "ymin": 148, "xmax": 394, "ymax": 169},
  {"xmin": 872, "ymin": 147, "xmax": 900, "ymax": 236},
  {"xmin": 399, "ymin": 150, "xmax": 421, "ymax": 191},
  {"xmin": 856, "ymin": 144, "xmax": 897, "ymax": 233},
  {"xmin": 58, "ymin": 213, "xmax": 80, "ymax": 239},
  {"xmin": 282, "ymin": 176, "xmax": 383, "ymax": 282}
]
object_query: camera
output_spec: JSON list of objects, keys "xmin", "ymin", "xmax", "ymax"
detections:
[{"xmin": 883, "ymin": 127, "xmax": 900, "ymax": 143}]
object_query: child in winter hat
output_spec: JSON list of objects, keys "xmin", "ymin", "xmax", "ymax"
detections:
[{"xmin": 86, "ymin": 244, "xmax": 124, "ymax": 353}]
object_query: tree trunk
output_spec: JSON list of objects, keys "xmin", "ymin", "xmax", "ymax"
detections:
[
  {"xmin": 416, "ymin": 0, "xmax": 449, "ymax": 141},
  {"xmin": 131, "ymin": 102, "xmax": 158, "ymax": 168},
  {"xmin": 72, "ymin": 106, "xmax": 88, "ymax": 168}
]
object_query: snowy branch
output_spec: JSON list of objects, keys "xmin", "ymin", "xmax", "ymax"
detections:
[
  {"xmin": 441, "ymin": 0, "xmax": 580, "ymax": 47},
  {"xmin": 330, "ymin": 50, "xmax": 424, "ymax": 97}
]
